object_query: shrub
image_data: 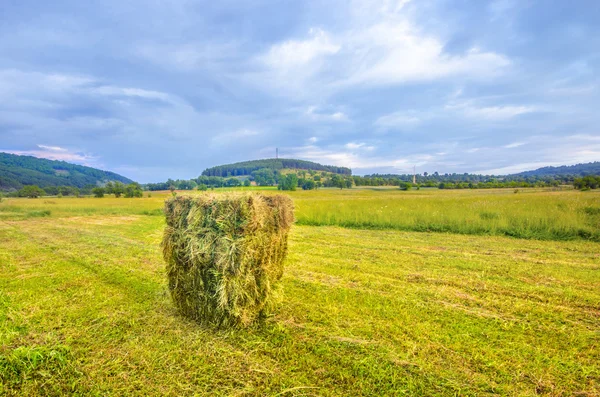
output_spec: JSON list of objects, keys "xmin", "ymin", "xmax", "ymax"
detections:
[{"xmin": 162, "ymin": 193, "xmax": 294, "ymax": 327}]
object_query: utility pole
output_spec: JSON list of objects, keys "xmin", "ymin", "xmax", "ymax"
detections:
[
  {"xmin": 276, "ymin": 148, "xmax": 278, "ymax": 159},
  {"xmin": 412, "ymin": 166, "xmax": 416, "ymax": 185}
]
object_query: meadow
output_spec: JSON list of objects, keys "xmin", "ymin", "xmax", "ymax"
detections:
[{"xmin": 0, "ymin": 188, "xmax": 599, "ymax": 396}]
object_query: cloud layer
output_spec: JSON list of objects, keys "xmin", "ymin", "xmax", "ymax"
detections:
[{"xmin": 1, "ymin": 0, "xmax": 599, "ymax": 181}]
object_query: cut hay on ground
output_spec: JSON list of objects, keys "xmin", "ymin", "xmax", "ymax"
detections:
[{"xmin": 162, "ymin": 193, "xmax": 294, "ymax": 327}]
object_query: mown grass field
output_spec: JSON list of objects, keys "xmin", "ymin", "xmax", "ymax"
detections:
[{"xmin": 1, "ymin": 188, "xmax": 599, "ymax": 396}]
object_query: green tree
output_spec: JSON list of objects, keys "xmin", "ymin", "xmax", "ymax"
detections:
[
  {"xmin": 278, "ymin": 174, "xmax": 298, "ymax": 191},
  {"xmin": 113, "ymin": 182, "xmax": 125, "ymax": 197},
  {"xmin": 330, "ymin": 174, "xmax": 345, "ymax": 189},
  {"xmin": 226, "ymin": 178, "xmax": 241, "ymax": 187},
  {"xmin": 124, "ymin": 183, "xmax": 143, "ymax": 198},
  {"xmin": 301, "ymin": 179, "xmax": 316, "ymax": 190},
  {"xmin": 18, "ymin": 185, "xmax": 45, "ymax": 198},
  {"xmin": 243, "ymin": 179, "xmax": 251, "ymax": 187},
  {"xmin": 197, "ymin": 184, "xmax": 208, "ymax": 191},
  {"xmin": 92, "ymin": 187, "xmax": 105, "ymax": 198}
]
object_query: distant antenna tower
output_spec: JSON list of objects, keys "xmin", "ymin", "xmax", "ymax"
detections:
[
  {"xmin": 412, "ymin": 166, "xmax": 416, "ymax": 184},
  {"xmin": 276, "ymin": 147, "xmax": 279, "ymax": 159}
]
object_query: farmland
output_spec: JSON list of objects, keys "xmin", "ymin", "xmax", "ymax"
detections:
[{"xmin": 1, "ymin": 188, "xmax": 599, "ymax": 396}]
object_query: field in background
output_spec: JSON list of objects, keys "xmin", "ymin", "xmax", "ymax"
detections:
[
  {"xmin": 1, "ymin": 188, "xmax": 599, "ymax": 395},
  {"xmin": 2, "ymin": 187, "xmax": 599, "ymax": 241}
]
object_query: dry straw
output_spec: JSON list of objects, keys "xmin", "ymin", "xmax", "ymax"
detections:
[{"xmin": 162, "ymin": 193, "xmax": 294, "ymax": 327}]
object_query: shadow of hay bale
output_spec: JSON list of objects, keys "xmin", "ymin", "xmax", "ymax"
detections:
[{"xmin": 162, "ymin": 193, "xmax": 294, "ymax": 327}]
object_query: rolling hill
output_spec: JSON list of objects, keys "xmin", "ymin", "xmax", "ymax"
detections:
[
  {"xmin": 0, "ymin": 152, "xmax": 133, "ymax": 191},
  {"xmin": 201, "ymin": 158, "xmax": 352, "ymax": 177},
  {"xmin": 511, "ymin": 161, "xmax": 600, "ymax": 177}
]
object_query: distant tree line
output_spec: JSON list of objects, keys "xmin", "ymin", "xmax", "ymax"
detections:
[
  {"xmin": 353, "ymin": 172, "xmax": 586, "ymax": 188},
  {"xmin": 5, "ymin": 182, "xmax": 144, "ymax": 198},
  {"xmin": 201, "ymin": 158, "xmax": 352, "ymax": 177}
]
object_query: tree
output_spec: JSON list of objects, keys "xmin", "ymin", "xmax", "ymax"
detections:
[
  {"xmin": 226, "ymin": 178, "xmax": 241, "ymax": 187},
  {"xmin": 18, "ymin": 185, "xmax": 45, "ymax": 198},
  {"xmin": 92, "ymin": 187, "xmax": 105, "ymax": 198},
  {"xmin": 113, "ymin": 182, "xmax": 125, "ymax": 197},
  {"xmin": 330, "ymin": 174, "xmax": 345, "ymax": 189},
  {"xmin": 301, "ymin": 179, "xmax": 316, "ymax": 190},
  {"xmin": 197, "ymin": 184, "xmax": 208, "ymax": 191},
  {"xmin": 399, "ymin": 182, "xmax": 412, "ymax": 191},
  {"xmin": 124, "ymin": 183, "xmax": 143, "ymax": 198},
  {"xmin": 278, "ymin": 174, "xmax": 298, "ymax": 191},
  {"xmin": 243, "ymin": 179, "xmax": 251, "ymax": 187}
]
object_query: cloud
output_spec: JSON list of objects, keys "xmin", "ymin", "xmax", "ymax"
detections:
[
  {"xmin": 345, "ymin": 142, "xmax": 375, "ymax": 151},
  {"xmin": 2, "ymin": 145, "xmax": 96, "ymax": 165},
  {"xmin": 37, "ymin": 144, "xmax": 68, "ymax": 152},
  {"xmin": 305, "ymin": 106, "xmax": 349, "ymax": 122},
  {"xmin": 503, "ymin": 141, "xmax": 525, "ymax": 148},
  {"xmin": 261, "ymin": 28, "xmax": 340, "ymax": 69},
  {"xmin": 1, "ymin": 0, "xmax": 599, "ymax": 182},
  {"xmin": 341, "ymin": 27, "xmax": 510, "ymax": 87},
  {"xmin": 211, "ymin": 128, "xmax": 261, "ymax": 146},
  {"xmin": 375, "ymin": 111, "xmax": 422, "ymax": 129},
  {"xmin": 254, "ymin": 6, "xmax": 510, "ymax": 97},
  {"xmin": 445, "ymin": 101, "xmax": 537, "ymax": 120}
]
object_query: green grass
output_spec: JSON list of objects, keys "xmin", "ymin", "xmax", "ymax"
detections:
[
  {"xmin": 2, "ymin": 187, "xmax": 599, "ymax": 241},
  {"xmin": 291, "ymin": 188, "xmax": 600, "ymax": 241},
  {"xmin": 0, "ymin": 188, "xmax": 599, "ymax": 395}
]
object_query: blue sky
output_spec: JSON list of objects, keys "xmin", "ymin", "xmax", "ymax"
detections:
[{"xmin": 1, "ymin": 0, "xmax": 599, "ymax": 182}]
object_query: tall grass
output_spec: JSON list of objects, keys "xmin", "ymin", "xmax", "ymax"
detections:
[{"xmin": 291, "ymin": 188, "xmax": 600, "ymax": 241}]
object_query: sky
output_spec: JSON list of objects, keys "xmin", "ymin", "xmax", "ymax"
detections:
[{"xmin": 1, "ymin": 0, "xmax": 599, "ymax": 182}]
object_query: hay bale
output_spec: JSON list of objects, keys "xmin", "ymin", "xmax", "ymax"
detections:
[{"xmin": 162, "ymin": 193, "xmax": 294, "ymax": 327}]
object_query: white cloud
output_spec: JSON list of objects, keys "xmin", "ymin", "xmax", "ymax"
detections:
[
  {"xmin": 344, "ymin": 142, "xmax": 375, "ymax": 151},
  {"xmin": 504, "ymin": 141, "xmax": 525, "ymax": 148},
  {"xmin": 91, "ymin": 86, "xmax": 174, "ymax": 103},
  {"xmin": 261, "ymin": 28, "xmax": 340, "ymax": 69},
  {"xmin": 284, "ymin": 143, "xmax": 432, "ymax": 171},
  {"xmin": 255, "ymin": 10, "xmax": 510, "ymax": 96},
  {"xmin": 341, "ymin": 25, "xmax": 509, "ymax": 86},
  {"xmin": 308, "ymin": 136, "xmax": 318, "ymax": 143},
  {"xmin": 3, "ymin": 147, "xmax": 96, "ymax": 165},
  {"xmin": 37, "ymin": 144, "xmax": 68, "ymax": 152},
  {"xmin": 446, "ymin": 101, "xmax": 537, "ymax": 120},
  {"xmin": 305, "ymin": 106, "xmax": 349, "ymax": 122},
  {"xmin": 211, "ymin": 128, "xmax": 261, "ymax": 146},
  {"xmin": 375, "ymin": 111, "xmax": 421, "ymax": 129}
]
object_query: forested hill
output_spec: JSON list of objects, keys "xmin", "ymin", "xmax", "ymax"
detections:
[
  {"xmin": 0, "ymin": 152, "xmax": 133, "ymax": 191},
  {"xmin": 512, "ymin": 162, "xmax": 600, "ymax": 177},
  {"xmin": 202, "ymin": 158, "xmax": 352, "ymax": 177}
]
